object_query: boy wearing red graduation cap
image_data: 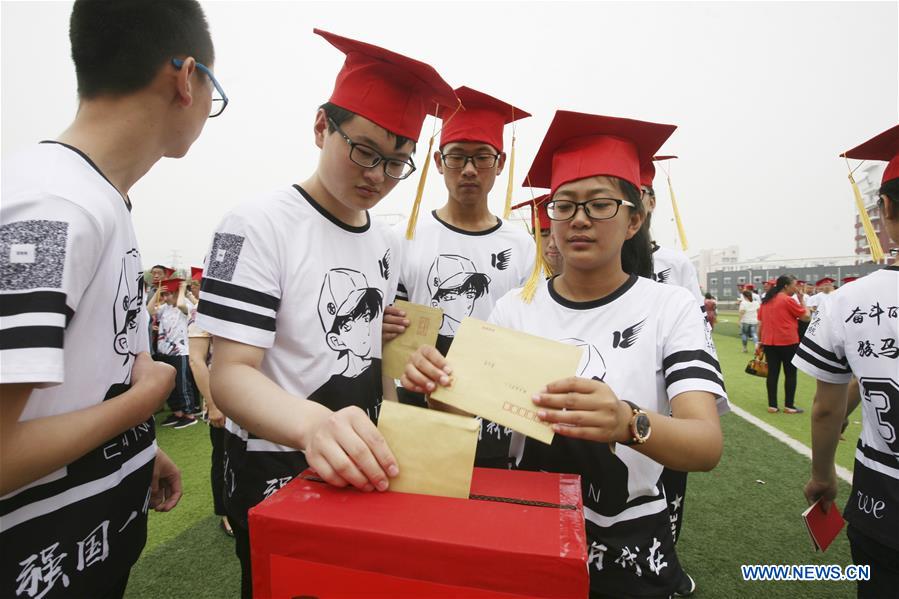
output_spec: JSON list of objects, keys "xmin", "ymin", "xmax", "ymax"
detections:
[
  {"xmin": 196, "ymin": 29, "xmax": 456, "ymax": 598},
  {"xmin": 511, "ymin": 193, "xmax": 563, "ymax": 275},
  {"xmin": 640, "ymin": 157, "xmax": 703, "ymax": 304},
  {"xmin": 392, "ymin": 86, "xmax": 535, "ymax": 467},
  {"xmin": 797, "ymin": 124, "xmax": 899, "ymax": 598},
  {"xmin": 403, "ymin": 110, "xmax": 728, "ymax": 599},
  {"xmin": 805, "ymin": 277, "xmax": 835, "ymax": 313}
]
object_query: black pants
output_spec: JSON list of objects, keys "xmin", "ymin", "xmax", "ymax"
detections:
[
  {"xmin": 233, "ymin": 517, "xmax": 253, "ymax": 599},
  {"xmin": 848, "ymin": 525, "xmax": 899, "ymax": 598},
  {"xmin": 763, "ymin": 344, "xmax": 799, "ymax": 409},
  {"xmin": 156, "ymin": 354, "xmax": 197, "ymax": 413},
  {"xmin": 210, "ymin": 425, "xmax": 226, "ymax": 516}
]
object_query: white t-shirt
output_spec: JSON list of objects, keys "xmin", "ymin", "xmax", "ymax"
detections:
[
  {"xmin": 393, "ymin": 209, "xmax": 534, "ymax": 462},
  {"xmin": 197, "ymin": 184, "xmax": 400, "ymax": 519},
  {"xmin": 489, "ymin": 275, "xmax": 728, "ymax": 596},
  {"xmin": 793, "ymin": 266, "xmax": 899, "ymax": 550},
  {"xmin": 155, "ymin": 302, "xmax": 189, "ymax": 356},
  {"xmin": 738, "ymin": 298, "xmax": 760, "ymax": 325},
  {"xmin": 651, "ymin": 243, "xmax": 703, "ymax": 304},
  {"xmin": 0, "ymin": 142, "xmax": 155, "ymax": 597}
]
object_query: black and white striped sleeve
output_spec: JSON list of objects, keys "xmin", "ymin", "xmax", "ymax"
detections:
[
  {"xmin": 793, "ymin": 300, "xmax": 852, "ymax": 384},
  {"xmin": 1, "ymin": 197, "xmax": 101, "ymax": 384},
  {"xmin": 661, "ymin": 291, "xmax": 729, "ymax": 411},
  {"xmin": 197, "ymin": 211, "xmax": 281, "ymax": 348}
]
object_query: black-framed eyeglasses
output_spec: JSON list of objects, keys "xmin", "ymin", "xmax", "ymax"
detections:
[
  {"xmin": 546, "ymin": 198, "xmax": 636, "ymax": 221},
  {"xmin": 327, "ymin": 118, "xmax": 416, "ymax": 180},
  {"xmin": 171, "ymin": 58, "xmax": 228, "ymax": 118},
  {"xmin": 440, "ymin": 153, "xmax": 500, "ymax": 170}
]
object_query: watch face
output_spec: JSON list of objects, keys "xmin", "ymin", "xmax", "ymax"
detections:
[{"xmin": 635, "ymin": 413, "xmax": 651, "ymax": 440}]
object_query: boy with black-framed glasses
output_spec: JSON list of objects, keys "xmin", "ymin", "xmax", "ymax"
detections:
[
  {"xmin": 196, "ymin": 29, "xmax": 457, "ymax": 598},
  {"xmin": 0, "ymin": 1, "xmax": 220, "ymax": 597},
  {"xmin": 391, "ymin": 86, "xmax": 536, "ymax": 468}
]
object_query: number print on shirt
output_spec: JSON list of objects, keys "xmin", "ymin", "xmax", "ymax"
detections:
[
  {"xmin": 860, "ymin": 378, "xmax": 899, "ymax": 452},
  {"xmin": 427, "ymin": 255, "xmax": 491, "ymax": 338}
]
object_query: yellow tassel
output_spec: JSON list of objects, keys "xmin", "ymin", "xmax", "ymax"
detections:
[
  {"xmin": 405, "ymin": 134, "xmax": 435, "ymax": 241},
  {"xmin": 503, "ymin": 134, "xmax": 516, "ymax": 219},
  {"xmin": 519, "ymin": 196, "xmax": 550, "ymax": 302},
  {"xmin": 848, "ymin": 170, "xmax": 884, "ymax": 262},
  {"xmin": 667, "ymin": 175, "xmax": 688, "ymax": 251}
]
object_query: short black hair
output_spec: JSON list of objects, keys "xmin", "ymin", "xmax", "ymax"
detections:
[
  {"xmin": 329, "ymin": 288, "xmax": 384, "ymax": 336},
  {"xmin": 880, "ymin": 177, "xmax": 899, "ymax": 203},
  {"xmin": 618, "ymin": 179, "xmax": 653, "ymax": 279},
  {"xmin": 70, "ymin": 0, "xmax": 214, "ymax": 99},
  {"xmin": 151, "ymin": 264, "xmax": 168, "ymax": 271},
  {"xmin": 433, "ymin": 274, "xmax": 490, "ymax": 302},
  {"xmin": 320, "ymin": 102, "xmax": 416, "ymax": 153}
]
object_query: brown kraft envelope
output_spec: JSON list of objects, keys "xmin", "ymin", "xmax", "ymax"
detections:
[
  {"xmin": 430, "ymin": 318, "xmax": 584, "ymax": 444},
  {"xmin": 383, "ymin": 300, "xmax": 443, "ymax": 379},
  {"xmin": 377, "ymin": 400, "xmax": 479, "ymax": 499}
]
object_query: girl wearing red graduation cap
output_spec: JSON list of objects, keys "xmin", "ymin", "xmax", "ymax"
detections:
[{"xmin": 404, "ymin": 111, "xmax": 728, "ymax": 599}]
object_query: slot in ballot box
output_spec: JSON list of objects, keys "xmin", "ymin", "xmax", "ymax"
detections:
[{"xmin": 249, "ymin": 467, "xmax": 588, "ymax": 598}]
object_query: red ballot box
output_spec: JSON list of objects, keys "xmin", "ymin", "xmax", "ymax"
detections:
[{"xmin": 249, "ymin": 467, "xmax": 588, "ymax": 598}]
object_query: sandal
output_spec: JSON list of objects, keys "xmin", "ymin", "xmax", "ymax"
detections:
[{"xmin": 767, "ymin": 407, "xmax": 779, "ymax": 413}]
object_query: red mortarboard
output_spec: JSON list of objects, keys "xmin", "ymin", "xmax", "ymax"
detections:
[
  {"xmin": 842, "ymin": 124, "xmax": 899, "ymax": 185},
  {"xmin": 815, "ymin": 277, "xmax": 835, "ymax": 286},
  {"xmin": 841, "ymin": 276, "xmax": 858, "ymax": 284},
  {"xmin": 511, "ymin": 194, "xmax": 551, "ymax": 232},
  {"xmin": 743, "ymin": 283, "xmax": 755, "ymax": 290},
  {"xmin": 161, "ymin": 278, "xmax": 184, "ymax": 294},
  {"xmin": 765, "ymin": 279, "xmax": 776, "ymax": 285},
  {"xmin": 160, "ymin": 266, "xmax": 175, "ymax": 278},
  {"xmin": 640, "ymin": 155, "xmax": 678, "ymax": 188},
  {"xmin": 434, "ymin": 86, "xmax": 530, "ymax": 152},
  {"xmin": 190, "ymin": 267, "xmax": 203, "ymax": 282},
  {"xmin": 315, "ymin": 28, "xmax": 458, "ymax": 142},
  {"xmin": 524, "ymin": 111, "xmax": 677, "ymax": 195}
]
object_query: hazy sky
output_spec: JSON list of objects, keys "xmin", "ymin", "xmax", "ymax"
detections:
[{"xmin": 2, "ymin": 1, "xmax": 897, "ymax": 269}]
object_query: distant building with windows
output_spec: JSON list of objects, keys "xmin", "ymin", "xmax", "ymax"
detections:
[{"xmin": 853, "ymin": 163, "xmax": 898, "ymax": 259}]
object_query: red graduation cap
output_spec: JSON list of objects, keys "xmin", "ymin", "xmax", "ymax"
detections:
[
  {"xmin": 433, "ymin": 86, "xmax": 530, "ymax": 152},
  {"xmin": 190, "ymin": 267, "xmax": 203, "ymax": 282},
  {"xmin": 640, "ymin": 155, "xmax": 678, "ymax": 188},
  {"xmin": 842, "ymin": 124, "xmax": 899, "ymax": 185},
  {"xmin": 523, "ymin": 111, "xmax": 677, "ymax": 195},
  {"xmin": 160, "ymin": 278, "xmax": 184, "ymax": 294},
  {"xmin": 511, "ymin": 194, "xmax": 551, "ymax": 232},
  {"xmin": 765, "ymin": 279, "xmax": 777, "ymax": 286},
  {"xmin": 315, "ymin": 28, "xmax": 458, "ymax": 142},
  {"xmin": 841, "ymin": 276, "xmax": 858, "ymax": 284},
  {"xmin": 158, "ymin": 266, "xmax": 175, "ymax": 279},
  {"xmin": 742, "ymin": 283, "xmax": 755, "ymax": 290},
  {"xmin": 815, "ymin": 277, "xmax": 835, "ymax": 286},
  {"xmin": 796, "ymin": 280, "xmax": 807, "ymax": 286}
]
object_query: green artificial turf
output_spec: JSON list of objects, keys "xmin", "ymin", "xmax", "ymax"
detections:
[{"xmin": 125, "ymin": 329, "xmax": 862, "ymax": 598}]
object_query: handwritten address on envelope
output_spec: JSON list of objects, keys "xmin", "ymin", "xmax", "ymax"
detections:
[{"xmin": 430, "ymin": 318, "xmax": 584, "ymax": 444}]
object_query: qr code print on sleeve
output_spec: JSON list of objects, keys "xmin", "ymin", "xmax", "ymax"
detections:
[
  {"xmin": 207, "ymin": 232, "xmax": 245, "ymax": 282},
  {"xmin": 0, "ymin": 220, "xmax": 68, "ymax": 290}
]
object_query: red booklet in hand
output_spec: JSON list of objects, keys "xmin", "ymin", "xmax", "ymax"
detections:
[{"xmin": 802, "ymin": 499, "xmax": 845, "ymax": 552}]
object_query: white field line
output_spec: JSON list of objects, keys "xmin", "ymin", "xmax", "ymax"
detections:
[{"xmin": 728, "ymin": 403, "xmax": 853, "ymax": 484}]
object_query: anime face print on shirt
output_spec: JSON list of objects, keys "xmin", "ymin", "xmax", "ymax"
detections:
[
  {"xmin": 427, "ymin": 255, "xmax": 491, "ymax": 337},
  {"xmin": 113, "ymin": 248, "xmax": 144, "ymax": 370},
  {"xmin": 318, "ymin": 268, "xmax": 384, "ymax": 378}
]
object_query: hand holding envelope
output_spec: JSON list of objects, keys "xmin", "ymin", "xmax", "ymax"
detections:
[
  {"xmin": 383, "ymin": 300, "xmax": 443, "ymax": 379},
  {"xmin": 430, "ymin": 318, "xmax": 584, "ymax": 444},
  {"xmin": 377, "ymin": 400, "xmax": 479, "ymax": 498}
]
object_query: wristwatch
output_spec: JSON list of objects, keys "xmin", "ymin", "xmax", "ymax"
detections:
[{"xmin": 621, "ymin": 400, "xmax": 651, "ymax": 445}]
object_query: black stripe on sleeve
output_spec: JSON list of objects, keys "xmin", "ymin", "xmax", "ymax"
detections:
[
  {"xmin": 664, "ymin": 366, "xmax": 726, "ymax": 391},
  {"xmin": 794, "ymin": 346, "xmax": 852, "ymax": 375},
  {"xmin": 0, "ymin": 325, "xmax": 64, "ymax": 350},
  {"xmin": 663, "ymin": 349, "xmax": 721, "ymax": 373},
  {"xmin": 800, "ymin": 337, "xmax": 848, "ymax": 366},
  {"xmin": 0, "ymin": 291, "xmax": 74, "ymax": 324},
  {"xmin": 857, "ymin": 441, "xmax": 899, "ymax": 471},
  {"xmin": 201, "ymin": 278, "xmax": 280, "ymax": 311},
  {"xmin": 200, "ymin": 299, "xmax": 276, "ymax": 332}
]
